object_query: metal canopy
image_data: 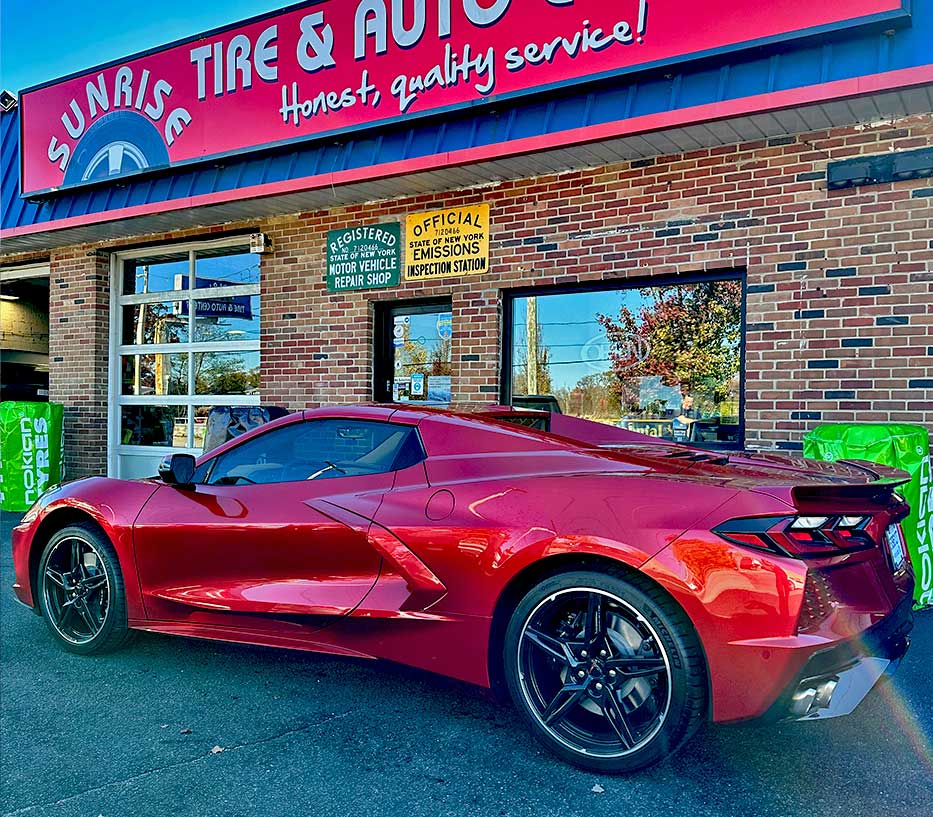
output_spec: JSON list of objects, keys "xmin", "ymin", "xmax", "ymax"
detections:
[{"xmin": 2, "ymin": 85, "xmax": 931, "ymax": 254}]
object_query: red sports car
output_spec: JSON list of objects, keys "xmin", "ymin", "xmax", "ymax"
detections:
[{"xmin": 11, "ymin": 405, "xmax": 914, "ymax": 772}]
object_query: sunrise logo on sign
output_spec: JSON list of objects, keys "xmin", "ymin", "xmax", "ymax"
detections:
[{"xmin": 43, "ymin": 69, "xmax": 193, "ymax": 188}]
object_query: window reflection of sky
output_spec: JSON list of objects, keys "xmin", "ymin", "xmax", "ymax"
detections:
[
  {"xmin": 407, "ymin": 313, "xmax": 448, "ymax": 360},
  {"xmin": 512, "ymin": 290, "xmax": 629, "ymax": 390},
  {"xmin": 195, "ymin": 252, "xmax": 261, "ymax": 287},
  {"xmin": 123, "ymin": 255, "xmax": 188, "ymax": 295}
]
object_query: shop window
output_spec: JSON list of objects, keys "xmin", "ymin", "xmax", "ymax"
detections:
[
  {"xmin": 375, "ymin": 300, "xmax": 453, "ymax": 405},
  {"xmin": 506, "ymin": 276, "xmax": 744, "ymax": 448},
  {"xmin": 112, "ymin": 240, "xmax": 261, "ymax": 476}
]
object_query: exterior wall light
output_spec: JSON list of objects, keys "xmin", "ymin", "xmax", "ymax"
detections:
[
  {"xmin": 892, "ymin": 148, "xmax": 933, "ymax": 180},
  {"xmin": 250, "ymin": 233, "xmax": 271, "ymax": 254},
  {"xmin": 826, "ymin": 160, "xmax": 873, "ymax": 190}
]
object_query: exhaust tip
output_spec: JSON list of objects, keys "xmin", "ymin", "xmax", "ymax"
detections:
[{"xmin": 790, "ymin": 677, "xmax": 839, "ymax": 718}]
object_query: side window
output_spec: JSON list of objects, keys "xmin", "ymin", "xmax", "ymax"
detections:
[
  {"xmin": 205, "ymin": 419, "xmax": 423, "ymax": 485},
  {"xmin": 192, "ymin": 459, "xmax": 212, "ymax": 484}
]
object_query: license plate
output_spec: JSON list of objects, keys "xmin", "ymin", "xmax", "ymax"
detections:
[{"xmin": 884, "ymin": 525, "xmax": 907, "ymax": 571}]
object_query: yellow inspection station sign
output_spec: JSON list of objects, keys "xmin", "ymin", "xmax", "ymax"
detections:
[{"xmin": 405, "ymin": 204, "xmax": 490, "ymax": 281}]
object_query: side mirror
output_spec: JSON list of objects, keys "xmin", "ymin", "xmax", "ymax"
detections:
[{"xmin": 158, "ymin": 453, "xmax": 197, "ymax": 486}]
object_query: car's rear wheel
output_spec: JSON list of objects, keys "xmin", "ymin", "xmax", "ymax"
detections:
[
  {"xmin": 37, "ymin": 523, "xmax": 133, "ymax": 655},
  {"xmin": 503, "ymin": 569, "xmax": 707, "ymax": 772}
]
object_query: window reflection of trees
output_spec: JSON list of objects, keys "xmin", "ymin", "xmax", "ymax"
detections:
[
  {"xmin": 599, "ymin": 281, "xmax": 742, "ymax": 421},
  {"xmin": 123, "ymin": 302, "xmax": 188, "ymax": 345},
  {"xmin": 194, "ymin": 353, "xmax": 260, "ymax": 396},
  {"xmin": 512, "ymin": 280, "xmax": 742, "ymax": 435},
  {"xmin": 395, "ymin": 320, "xmax": 452, "ymax": 378}
]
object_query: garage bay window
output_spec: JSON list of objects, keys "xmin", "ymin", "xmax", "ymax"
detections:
[
  {"xmin": 111, "ymin": 240, "xmax": 261, "ymax": 477},
  {"xmin": 506, "ymin": 275, "xmax": 744, "ymax": 448}
]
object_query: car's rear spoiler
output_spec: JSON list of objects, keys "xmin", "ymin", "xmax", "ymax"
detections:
[{"xmin": 792, "ymin": 459, "xmax": 911, "ymax": 506}]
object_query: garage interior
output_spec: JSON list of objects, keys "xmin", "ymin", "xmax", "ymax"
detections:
[{"xmin": 0, "ymin": 270, "xmax": 50, "ymax": 402}]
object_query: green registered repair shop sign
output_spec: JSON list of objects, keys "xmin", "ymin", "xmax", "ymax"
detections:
[{"xmin": 327, "ymin": 223, "xmax": 401, "ymax": 292}]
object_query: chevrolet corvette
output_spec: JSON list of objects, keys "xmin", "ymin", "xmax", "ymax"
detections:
[{"xmin": 10, "ymin": 405, "xmax": 914, "ymax": 772}]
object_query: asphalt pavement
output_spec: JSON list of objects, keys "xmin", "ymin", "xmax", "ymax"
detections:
[{"xmin": 2, "ymin": 510, "xmax": 932, "ymax": 817}]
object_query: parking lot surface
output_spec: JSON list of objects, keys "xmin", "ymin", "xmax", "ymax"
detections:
[{"xmin": 2, "ymin": 511, "xmax": 932, "ymax": 817}]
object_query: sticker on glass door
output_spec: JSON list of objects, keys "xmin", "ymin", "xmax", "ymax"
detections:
[{"xmin": 392, "ymin": 310, "xmax": 452, "ymax": 404}]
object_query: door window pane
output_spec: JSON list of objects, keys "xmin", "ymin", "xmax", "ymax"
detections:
[
  {"xmin": 206, "ymin": 419, "xmax": 420, "ymax": 485},
  {"xmin": 122, "ymin": 302, "xmax": 189, "ymax": 345},
  {"xmin": 121, "ymin": 354, "xmax": 188, "ymax": 396},
  {"xmin": 509, "ymin": 280, "xmax": 743, "ymax": 446},
  {"xmin": 120, "ymin": 405, "xmax": 188, "ymax": 447},
  {"xmin": 193, "ymin": 406, "xmax": 213, "ymax": 451},
  {"xmin": 194, "ymin": 351, "xmax": 260, "ymax": 395},
  {"xmin": 193, "ymin": 295, "xmax": 260, "ymax": 342},
  {"xmin": 392, "ymin": 310, "xmax": 452, "ymax": 404},
  {"xmin": 195, "ymin": 248, "xmax": 260, "ymax": 288},
  {"xmin": 122, "ymin": 253, "xmax": 189, "ymax": 295},
  {"xmin": 116, "ymin": 244, "xmax": 261, "ymax": 471}
]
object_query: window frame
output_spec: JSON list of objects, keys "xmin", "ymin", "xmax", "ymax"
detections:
[
  {"xmin": 108, "ymin": 236, "xmax": 261, "ymax": 477},
  {"xmin": 500, "ymin": 269, "xmax": 748, "ymax": 451},
  {"xmin": 198, "ymin": 418, "xmax": 426, "ymax": 486},
  {"xmin": 373, "ymin": 297, "xmax": 453, "ymax": 404}
]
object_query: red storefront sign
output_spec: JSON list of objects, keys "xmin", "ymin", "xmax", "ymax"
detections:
[{"xmin": 19, "ymin": 0, "xmax": 907, "ymax": 196}]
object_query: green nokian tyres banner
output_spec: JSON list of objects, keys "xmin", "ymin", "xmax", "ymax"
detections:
[
  {"xmin": 0, "ymin": 402, "xmax": 64, "ymax": 512},
  {"xmin": 804, "ymin": 424, "xmax": 932, "ymax": 609}
]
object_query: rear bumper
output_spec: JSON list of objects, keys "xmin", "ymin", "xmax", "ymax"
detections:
[{"xmin": 764, "ymin": 591, "xmax": 913, "ymax": 722}]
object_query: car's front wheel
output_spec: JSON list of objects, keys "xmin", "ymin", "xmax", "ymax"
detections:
[
  {"xmin": 503, "ymin": 569, "xmax": 707, "ymax": 772},
  {"xmin": 36, "ymin": 523, "xmax": 133, "ymax": 654}
]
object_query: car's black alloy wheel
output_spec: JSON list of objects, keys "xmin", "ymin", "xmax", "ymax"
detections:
[
  {"xmin": 37, "ymin": 523, "xmax": 133, "ymax": 655},
  {"xmin": 504, "ymin": 570, "xmax": 708, "ymax": 772}
]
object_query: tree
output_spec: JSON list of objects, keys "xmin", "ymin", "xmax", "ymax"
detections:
[
  {"xmin": 513, "ymin": 326, "xmax": 553, "ymax": 395},
  {"xmin": 194, "ymin": 352, "xmax": 259, "ymax": 395},
  {"xmin": 554, "ymin": 372, "xmax": 620, "ymax": 419},
  {"xmin": 598, "ymin": 281, "xmax": 741, "ymax": 414},
  {"xmin": 430, "ymin": 337, "xmax": 452, "ymax": 375}
]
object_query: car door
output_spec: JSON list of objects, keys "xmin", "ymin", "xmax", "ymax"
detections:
[{"xmin": 132, "ymin": 417, "xmax": 417, "ymax": 630}]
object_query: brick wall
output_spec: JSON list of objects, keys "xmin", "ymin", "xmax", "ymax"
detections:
[
  {"xmin": 2, "ymin": 114, "xmax": 931, "ymax": 475},
  {"xmin": 260, "ymin": 115, "xmax": 933, "ymax": 451},
  {"xmin": 47, "ymin": 248, "xmax": 111, "ymax": 477}
]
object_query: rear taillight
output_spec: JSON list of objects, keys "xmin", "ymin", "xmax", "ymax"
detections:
[{"xmin": 712, "ymin": 515, "xmax": 875, "ymax": 557}]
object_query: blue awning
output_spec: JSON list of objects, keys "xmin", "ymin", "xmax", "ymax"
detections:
[{"xmin": 3, "ymin": 2, "xmax": 932, "ymax": 251}]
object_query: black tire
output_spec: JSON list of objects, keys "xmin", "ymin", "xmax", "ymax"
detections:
[
  {"xmin": 64, "ymin": 110, "xmax": 169, "ymax": 186},
  {"xmin": 503, "ymin": 569, "xmax": 707, "ymax": 773},
  {"xmin": 36, "ymin": 523, "xmax": 134, "ymax": 655}
]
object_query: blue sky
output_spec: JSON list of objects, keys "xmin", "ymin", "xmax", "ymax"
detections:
[
  {"xmin": 1, "ymin": 1, "xmax": 283, "ymax": 93},
  {"xmin": 512, "ymin": 289, "xmax": 631, "ymax": 391}
]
